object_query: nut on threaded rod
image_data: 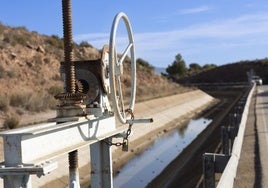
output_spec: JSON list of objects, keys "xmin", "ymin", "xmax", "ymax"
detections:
[{"xmin": 62, "ymin": 0, "xmax": 75, "ymax": 94}]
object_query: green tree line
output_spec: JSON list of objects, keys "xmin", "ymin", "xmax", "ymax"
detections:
[{"xmin": 166, "ymin": 53, "xmax": 217, "ymax": 79}]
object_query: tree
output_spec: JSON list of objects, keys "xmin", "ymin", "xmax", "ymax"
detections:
[
  {"xmin": 136, "ymin": 58, "xmax": 154, "ymax": 74},
  {"xmin": 166, "ymin": 53, "xmax": 187, "ymax": 79},
  {"xmin": 79, "ymin": 41, "xmax": 93, "ymax": 48},
  {"xmin": 136, "ymin": 58, "xmax": 154, "ymax": 71},
  {"xmin": 203, "ymin": 64, "xmax": 217, "ymax": 70},
  {"xmin": 189, "ymin": 63, "xmax": 201, "ymax": 72}
]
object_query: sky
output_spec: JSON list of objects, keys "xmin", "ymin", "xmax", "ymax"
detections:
[{"xmin": 1, "ymin": 1, "xmax": 268, "ymax": 68}]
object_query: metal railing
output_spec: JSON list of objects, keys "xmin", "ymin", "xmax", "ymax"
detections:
[{"xmin": 203, "ymin": 84, "xmax": 255, "ymax": 188}]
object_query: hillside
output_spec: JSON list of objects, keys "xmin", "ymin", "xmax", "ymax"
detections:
[
  {"xmin": 179, "ymin": 59, "xmax": 268, "ymax": 84},
  {"xmin": 0, "ymin": 23, "xmax": 185, "ymax": 127}
]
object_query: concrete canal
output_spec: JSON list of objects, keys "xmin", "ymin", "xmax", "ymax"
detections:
[{"xmin": 113, "ymin": 118, "xmax": 212, "ymax": 188}]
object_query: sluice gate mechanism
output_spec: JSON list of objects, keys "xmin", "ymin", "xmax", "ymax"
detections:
[{"xmin": 0, "ymin": 1, "xmax": 152, "ymax": 187}]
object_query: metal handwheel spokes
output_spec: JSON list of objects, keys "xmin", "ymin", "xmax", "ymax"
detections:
[{"xmin": 109, "ymin": 12, "xmax": 136, "ymax": 124}]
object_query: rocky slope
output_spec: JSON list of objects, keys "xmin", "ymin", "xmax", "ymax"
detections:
[{"xmin": 0, "ymin": 23, "xmax": 184, "ymax": 127}]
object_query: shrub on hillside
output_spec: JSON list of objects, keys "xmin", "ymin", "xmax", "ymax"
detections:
[
  {"xmin": 26, "ymin": 92, "xmax": 56, "ymax": 112},
  {"xmin": 0, "ymin": 65, "xmax": 17, "ymax": 79},
  {"xmin": 9, "ymin": 91, "xmax": 56, "ymax": 112},
  {"xmin": 0, "ymin": 65, "xmax": 5, "ymax": 78},
  {"xmin": 0, "ymin": 22, "xmax": 4, "ymax": 33},
  {"xmin": 79, "ymin": 41, "xmax": 93, "ymax": 48},
  {"xmin": 0, "ymin": 96, "xmax": 8, "ymax": 112},
  {"xmin": 46, "ymin": 35, "xmax": 64, "ymax": 49},
  {"xmin": 47, "ymin": 85, "xmax": 62, "ymax": 95},
  {"xmin": 10, "ymin": 93, "xmax": 30, "ymax": 108},
  {"xmin": 52, "ymin": 74, "xmax": 62, "ymax": 81},
  {"xmin": 136, "ymin": 58, "xmax": 154, "ymax": 73},
  {"xmin": 4, "ymin": 116, "xmax": 20, "ymax": 129},
  {"xmin": 6, "ymin": 70, "xmax": 17, "ymax": 78},
  {"xmin": 12, "ymin": 34, "xmax": 28, "ymax": 46}
]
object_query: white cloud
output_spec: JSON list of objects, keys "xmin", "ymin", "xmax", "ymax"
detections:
[
  {"xmin": 74, "ymin": 12, "xmax": 268, "ymax": 67},
  {"xmin": 179, "ymin": 6, "xmax": 211, "ymax": 15},
  {"xmin": 152, "ymin": 5, "xmax": 212, "ymax": 24}
]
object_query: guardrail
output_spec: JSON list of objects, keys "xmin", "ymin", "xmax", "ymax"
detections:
[
  {"xmin": 203, "ymin": 83, "xmax": 255, "ymax": 188},
  {"xmin": 217, "ymin": 84, "xmax": 255, "ymax": 187}
]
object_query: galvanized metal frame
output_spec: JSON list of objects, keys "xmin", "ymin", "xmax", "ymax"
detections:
[
  {"xmin": 0, "ymin": 115, "xmax": 121, "ymax": 187},
  {"xmin": 90, "ymin": 138, "xmax": 113, "ymax": 188}
]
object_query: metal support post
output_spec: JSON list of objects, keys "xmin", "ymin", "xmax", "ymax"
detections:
[
  {"xmin": 221, "ymin": 127, "xmax": 229, "ymax": 155},
  {"xmin": 2, "ymin": 135, "xmax": 32, "ymax": 188},
  {"xmin": 203, "ymin": 154, "xmax": 215, "ymax": 188},
  {"xmin": 203, "ymin": 153, "xmax": 230, "ymax": 188},
  {"xmin": 235, "ymin": 113, "xmax": 241, "ymax": 132},
  {"xmin": 90, "ymin": 138, "xmax": 113, "ymax": 188},
  {"xmin": 229, "ymin": 113, "xmax": 235, "ymax": 127},
  {"xmin": 4, "ymin": 174, "xmax": 31, "ymax": 188},
  {"xmin": 229, "ymin": 127, "xmax": 236, "ymax": 147}
]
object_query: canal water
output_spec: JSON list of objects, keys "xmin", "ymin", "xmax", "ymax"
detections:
[{"xmin": 113, "ymin": 118, "xmax": 212, "ymax": 188}]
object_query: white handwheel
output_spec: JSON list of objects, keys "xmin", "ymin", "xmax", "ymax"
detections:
[{"xmin": 109, "ymin": 12, "xmax": 136, "ymax": 124}]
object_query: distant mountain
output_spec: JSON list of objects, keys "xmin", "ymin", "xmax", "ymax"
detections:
[{"xmin": 154, "ymin": 67, "xmax": 166, "ymax": 74}]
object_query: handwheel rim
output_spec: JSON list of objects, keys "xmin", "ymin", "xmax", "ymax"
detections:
[{"xmin": 109, "ymin": 12, "xmax": 136, "ymax": 124}]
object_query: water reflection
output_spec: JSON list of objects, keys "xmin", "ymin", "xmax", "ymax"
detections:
[{"xmin": 113, "ymin": 118, "xmax": 211, "ymax": 188}]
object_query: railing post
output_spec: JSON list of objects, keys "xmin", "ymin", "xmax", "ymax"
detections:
[
  {"xmin": 203, "ymin": 153, "xmax": 230, "ymax": 188},
  {"xmin": 221, "ymin": 127, "xmax": 229, "ymax": 155},
  {"xmin": 203, "ymin": 154, "xmax": 215, "ymax": 188}
]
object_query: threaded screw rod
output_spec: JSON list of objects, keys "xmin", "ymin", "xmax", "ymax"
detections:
[{"xmin": 62, "ymin": 0, "xmax": 75, "ymax": 94}]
